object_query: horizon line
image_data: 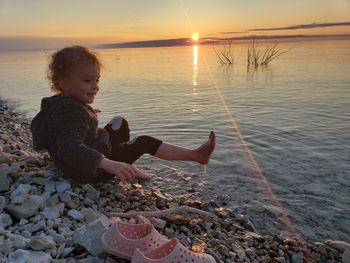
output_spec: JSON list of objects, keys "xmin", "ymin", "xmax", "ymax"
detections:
[
  {"xmin": 95, "ymin": 33, "xmax": 350, "ymax": 49},
  {"xmin": 1, "ymin": 33, "xmax": 350, "ymax": 52}
]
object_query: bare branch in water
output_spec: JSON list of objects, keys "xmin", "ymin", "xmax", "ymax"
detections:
[
  {"xmin": 247, "ymin": 40, "xmax": 290, "ymax": 72},
  {"xmin": 214, "ymin": 41, "xmax": 234, "ymax": 66}
]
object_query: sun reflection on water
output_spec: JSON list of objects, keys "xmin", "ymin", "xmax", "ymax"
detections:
[{"xmin": 192, "ymin": 45, "xmax": 199, "ymax": 113}]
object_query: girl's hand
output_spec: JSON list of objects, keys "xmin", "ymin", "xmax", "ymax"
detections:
[{"xmin": 98, "ymin": 157, "xmax": 150, "ymax": 184}]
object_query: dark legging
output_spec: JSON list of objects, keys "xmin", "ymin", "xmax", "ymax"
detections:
[
  {"xmin": 104, "ymin": 116, "xmax": 162, "ymax": 164},
  {"xmin": 94, "ymin": 116, "xmax": 162, "ymax": 183}
]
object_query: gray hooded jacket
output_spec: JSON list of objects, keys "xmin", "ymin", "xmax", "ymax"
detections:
[{"xmin": 30, "ymin": 95, "xmax": 111, "ymax": 182}]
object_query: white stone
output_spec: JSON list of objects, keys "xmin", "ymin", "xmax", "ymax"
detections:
[
  {"xmin": 44, "ymin": 182, "xmax": 56, "ymax": 194},
  {"xmin": 10, "ymin": 234, "xmax": 28, "ymax": 249},
  {"xmin": 31, "ymin": 220, "xmax": 46, "ymax": 232},
  {"xmin": 10, "ymin": 184, "xmax": 31, "ymax": 200},
  {"xmin": 8, "ymin": 249, "xmax": 52, "ymax": 263},
  {"xmin": 0, "ymin": 171, "xmax": 10, "ymax": 192},
  {"xmin": 6, "ymin": 195, "xmax": 44, "ymax": 219},
  {"xmin": 29, "ymin": 236, "xmax": 56, "ymax": 250},
  {"xmin": 41, "ymin": 191, "xmax": 51, "ymax": 201},
  {"xmin": 61, "ymin": 246, "xmax": 75, "ymax": 258},
  {"xmin": 343, "ymin": 250, "xmax": 350, "ymax": 263},
  {"xmin": 326, "ymin": 240, "xmax": 350, "ymax": 252},
  {"xmin": 43, "ymin": 169, "xmax": 55, "ymax": 178},
  {"xmin": 47, "ymin": 230, "xmax": 65, "ymax": 243},
  {"xmin": 0, "ymin": 213, "xmax": 12, "ymax": 228},
  {"xmin": 81, "ymin": 208, "xmax": 101, "ymax": 223},
  {"xmin": 42, "ymin": 205, "xmax": 60, "ymax": 220},
  {"xmin": 8, "ymin": 249, "xmax": 29, "ymax": 263},
  {"xmin": 0, "ymin": 240, "xmax": 12, "ymax": 254},
  {"xmin": 150, "ymin": 217, "xmax": 167, "ymax": 229},
  {"xmin": 18, "ymin": 218, "xmax": 28, "ymax": 226},
  {"xmin": 0, "ymin": 196, "xmax": 6, "ymax": 213},
  {"xmin": 56, "ymin": 181, "xmax": 71, "ymax": 193},
  {"xmin": 73, "ymin": 215, "xmax": 109, "ymax": 256},
  {"xmin": 11, "ymin": 193, "xmax": 30, "ymax": 205},
  {"xmin": 79, "ymin": 257, "xmax": 104, "ymax": 263},
  {"xmin": 67, "ymin": 209, "xmax": 84, "ymax": 221}
]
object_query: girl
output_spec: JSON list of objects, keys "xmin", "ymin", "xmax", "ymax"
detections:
[{"xmin": 31, "ymin": 45, "xmax": 215, "ymax": 184}]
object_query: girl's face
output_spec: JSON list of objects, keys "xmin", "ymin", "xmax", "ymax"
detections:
[{"xmin": 60, "ymin": 61, "xmax": 101, "ymax": 104}]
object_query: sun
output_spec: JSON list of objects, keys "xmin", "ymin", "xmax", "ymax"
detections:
[{"xmin": 192, "ymin": 33, "xmax": 199, "ymax": 41}]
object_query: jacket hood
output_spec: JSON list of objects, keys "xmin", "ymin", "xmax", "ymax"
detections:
[{"xmin": 30, "ymin": 95, "xmax": 80, "ymax": 150}]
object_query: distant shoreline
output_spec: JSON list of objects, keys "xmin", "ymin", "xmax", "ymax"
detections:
[
  {"xmin": 0, "ymin": 34, "xmax": 350, "ymax": 53},
  {"xmin": 95, "ymin": 33, "xmax": 350, "ymax": 50}
]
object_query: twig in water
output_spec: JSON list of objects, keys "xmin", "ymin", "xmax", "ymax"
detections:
[
  {"xmin": 247, "ymin": 40, "xmax": 290, "ymax": 71},
  {"xmin": 214, "ymin": 41, "xmax": 234, "ymax": 66}
]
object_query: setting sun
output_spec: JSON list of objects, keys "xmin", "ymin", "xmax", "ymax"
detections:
[{"xmin": 192, "ymin": 33, "xmax": 199, "ymax": 41}]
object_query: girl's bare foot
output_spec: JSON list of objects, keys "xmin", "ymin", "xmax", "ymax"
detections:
[{"xmin": 195, "ymin": 131, "xmax": 216, "ymax": 164}]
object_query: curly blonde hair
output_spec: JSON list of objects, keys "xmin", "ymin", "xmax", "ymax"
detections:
[{"xmin": 47, "ymin": 45, "xmax": 102, "ymax": 93}]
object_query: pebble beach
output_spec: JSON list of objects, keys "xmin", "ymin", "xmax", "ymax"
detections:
[{"xmin": 0, "ymin": 99, "xmax": 349, "ymax": 263}]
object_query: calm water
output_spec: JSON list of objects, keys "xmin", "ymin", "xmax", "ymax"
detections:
[{"xmin": 0, "ymin": 40, "xmax": 349, "ymax": 242}]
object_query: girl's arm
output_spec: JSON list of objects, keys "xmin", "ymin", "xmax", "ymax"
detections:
[{"xmin": 98, "ymin": 157, "xmax": 150, "ymax": 184}]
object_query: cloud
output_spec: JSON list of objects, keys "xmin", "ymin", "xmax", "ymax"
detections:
[
  {"xmin": 220, "ymin": 31, "xmax": 245, "ymax": 35},
  {"xmin": 249, "ymin": 22, "xmax": 350, "ymax": 31}
]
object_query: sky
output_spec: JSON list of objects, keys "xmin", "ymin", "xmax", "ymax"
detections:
[{"xmin": 0, "ymin": 0, "xmax": 350, "ymax": 51}]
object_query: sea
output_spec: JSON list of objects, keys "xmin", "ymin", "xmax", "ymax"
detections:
[{"xmin": 0, "ymin": 39, "xmax": 349, "ymax": 243}]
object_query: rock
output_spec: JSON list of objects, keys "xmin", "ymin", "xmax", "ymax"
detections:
[
  {"xmin": 326, "ymin": 240, "xmax": 350, "ymax": 252},
  {"xmin": 0, "ymin": 152, "xmax": 15, "ymax": 164},
  {"xmin": 43, "ymin": 170, "xmax": 55, "ymax": 178},
  {"xmin": 343, "ymin": 250, "xmax": 350, "ymax": 263},
  {"xmin": 10, "ymin": 184, "xmax": 31, "ymax": 200},
  {"xmin": 7, "ymin": 195, "xmax": 44, "ymax": 219},
  {"xmin": 0, "ymin": 240, "xmax": 12, "ymax": 254},
  {"xmin": 56, "ymin": 181, "xmax": 71, "ymax": 193},
  {"xmin": 0, "ymin": 171, "xmax": 10, "ymax": 192},
  {"xmin": 79, "ymin": 257, "xmax": 104, "ymax": 263},
  {"xmin": 82, "ymin": 184, "xmax": 99, "ymax": 201},
  {"xmin": 31, "ymin": 219, "xmax": 46, "ymax": 232},
  {"xmin": 0, "ymin": 213, "xmax": 13, "ymax": 228},
  {"xmin": 81, "ymin": 208, "xmax": 101, "ymax": 223},
  {"xmin": 73, "ymin": 215, "xmax": 109, "ymax": 256},
  {"xmin": 11, "ymin": 193, "xmax": 30, "ymax": 205},
  {"xmin": 44, "ymin": 182, "xmax": 56, "ymax": 194},
  {"xmin": 60, "ymin": 246, "xmax": 75, "ymax": 258},
  {"xmin": 67, "ymin": 209, "xmax": 84, "ymax": 221},
  {"xmin": 291, "ymin": 253, "xmax": 303, "ymax": 263},
  {"xmin": 8, "ymin": 249, "xmax": 52, "ymax": 263},
  {"xmin": 42, "ymin": 205, "xmax": 60, "ymax": 220},
  {"xmin": 150, "ymin": 217, "xmax": 167, "ymax": 229},
  {"xmin": 29, "ymin": 236, "xmax": 56, "ymax": 250},
  {"xmin": 10, "ymin": 234, "xmax": 28, "ymax": 249},
  {"xmin": 216, "ymin": 244, "xmax": 230, "ymax": 256},
  {"xmin": 0, "ymin": 196, "xmax": 5, "ymax": 213},
  {"xmin": 32, "ymin": 177, "xmax": 49, "ymax": 185},
  {"xmin": 47, "ymin": 230, "xmax": 66, "ymax": 244}
]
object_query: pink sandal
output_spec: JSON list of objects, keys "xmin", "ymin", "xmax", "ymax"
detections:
[
  {"xmin": 102, "ymin": 218, "xmax": 168, "ymax": 260},
  {"xmin": 131, "ymin": 238, "xmax": 216, "ymax": 263}
]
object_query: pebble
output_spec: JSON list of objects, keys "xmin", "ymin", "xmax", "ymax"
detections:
[
  {"xmin": 0, "ymin": 170, "xmax": 10, "ymax": 192},
  {"xmin": 56, "ymin": 181, "xmax": 71, "ymax": 193},
  {"xmin": 67, "ymin": 209, "xmax": 84, "ymax": 221},
  {"xmin": 29, "ymin": 236, "xmax": 56, "ymax": 250},
  {"xmin": 0, "ymin": 213, "xmax": 13, "ymax": 228},
  {"xmin": 8, "ymin": 249, "xmax": 53, "ymax": 263},
  {"xmin": 6, "ymin": 195, "xmax": 44, "ymax": 219},
  {"xmin": 42, "ymin": 205, "xmax": 60, "ymax": 220},
  {"xmin": 0, "ymin": 196, "xmax": 6, "ymax": 213}
]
